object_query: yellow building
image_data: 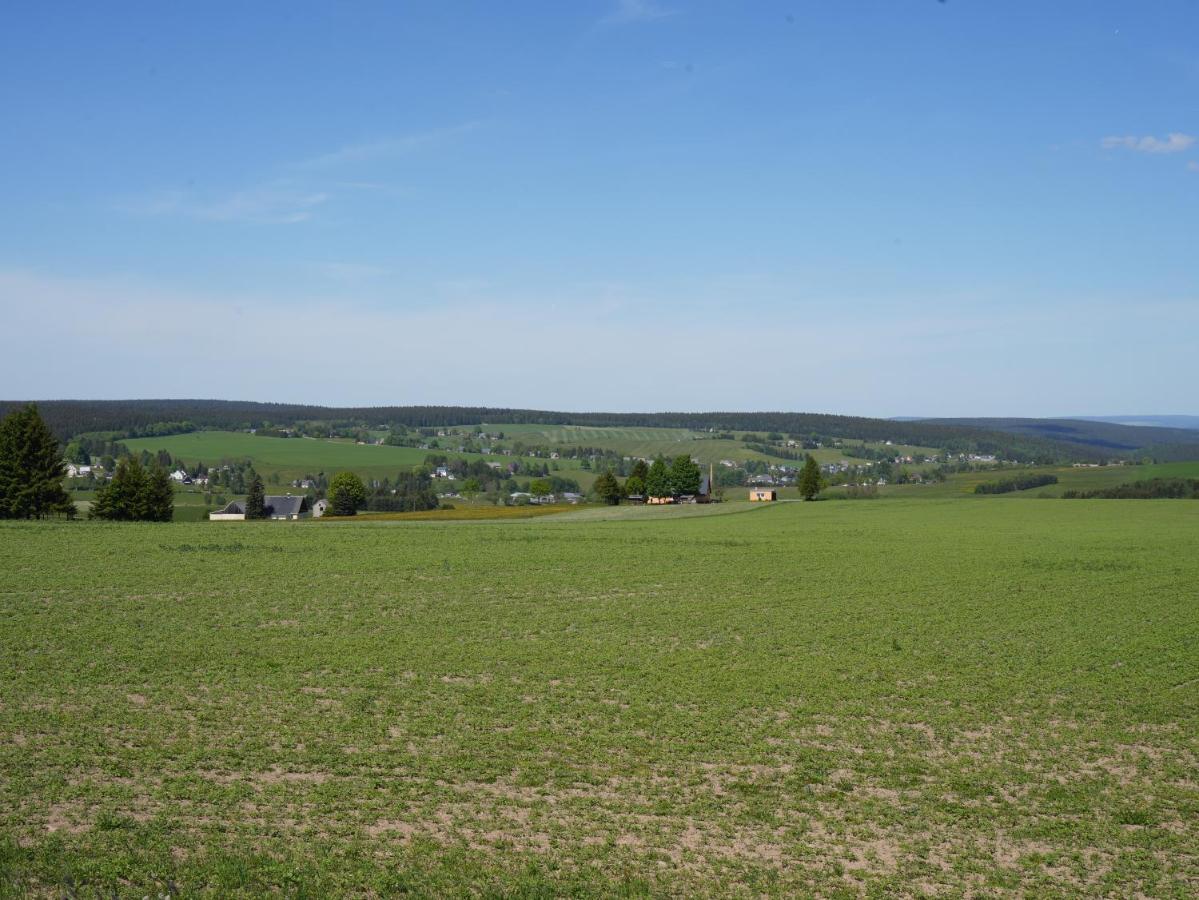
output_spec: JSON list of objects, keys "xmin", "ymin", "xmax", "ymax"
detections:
[{"xmin": 749, "ymin": 488, "xmax": 777, "ymax": 502}]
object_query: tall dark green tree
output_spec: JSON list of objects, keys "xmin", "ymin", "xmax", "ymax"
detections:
[
  {"xmin": 593, "ymin": 470, "xmax": 622, "ymax": 505},
  {"xmin": 144, "ymin": 466, "xmax": 176, "ymax": 522},
  {"xmin": 668, "ymin": 455, "xmax": 702, "ymax": 496},
  {"xmin": 799, "ymin": 455, "xmax": 823, "ymax": 501},
  {"xmin": 245, "ymin": 474, "xmax": 267, "ymax": 519},
  {"xmin": 0, "ymin": 403, "xmax": 74, "ymax": 519},
  {"xmin": 629, "ymin": 459, "xmax": 650, "ymax": 484},
  {"xmin": 91, "ymin": 458, "xmax": 144, "ymax": 520},
  {"xmin": 645, "ymin": 456, "xmax": 671, "ymax": 498}
]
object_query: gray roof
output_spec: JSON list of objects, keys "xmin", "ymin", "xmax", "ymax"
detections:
[
  {"xmin": 214, "ymin": 500, "xmax": 245, "ymax": 514},
  {"xmin": 264, "ymin": 495, "xmax": 310, "ymax": 517}
]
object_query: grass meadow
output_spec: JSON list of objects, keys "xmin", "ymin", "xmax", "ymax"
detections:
[
  {"xmin": 120, "ymin": 432, "xmax": 502, "ymax": 484},
  {"xmin": 1, "ymin": 500, "xmax": 1196, "ymax": 896}
]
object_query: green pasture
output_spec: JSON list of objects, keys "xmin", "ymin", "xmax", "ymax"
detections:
[
  {"xmin": 121, "ymin": 432, "xmax": 471, "ymax": 481},
  {"xmin": 117, "ymin": 429, "xmax": 937, "ymax": 493},
  {"xmin": 1, "ymin": 499, "xmax": 1196, "ymax": 896},
  {"xmin": 879, "ymin": 461, "xmax": 1199, "ymax": 499}
]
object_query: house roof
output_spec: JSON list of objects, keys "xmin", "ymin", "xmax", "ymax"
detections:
[
  {"xmin": 214, "ymin": 500, "xmax": 245, "ymax": 514},
  {"xmin": 264, "ymin": 495, "xmax": 310, "ymax": 517}
]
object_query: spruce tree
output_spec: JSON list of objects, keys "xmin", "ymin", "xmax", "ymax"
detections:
[
  {"xmin": 799, "ymin": 455, "xmax": 823, "ymax": 501},
  {"xmin": 629, "ymin": 459, "xmax": 650, "ymax": 484},
  {"xmin": 145, "ymin": 466, "xmax": 176, "ymax": 522},
  {"xmin": 245, "ymin": 474, "xmax": 267, "ymax": 519},
  {"xmin": 91, "ymin": 458, "xmax": 147, "ymax": 520},
  {"xmin": 0, "ymin": 403, "xmax": 74, "ymax": 519},
  {"xmin": 593, "ymin": 470, "xmax": 622, "ymax": 505}
]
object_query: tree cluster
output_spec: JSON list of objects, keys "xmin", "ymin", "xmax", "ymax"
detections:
[
  {"xmin": 973, "ymin": 474, "xmax": 1059, "ymax": 495},
  {"xmin": 91, "ymin": 458, "xmax": 175, "ymax": 521}
]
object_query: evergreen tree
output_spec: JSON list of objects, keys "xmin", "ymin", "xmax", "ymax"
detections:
[
  {"xmin": 799, "ymin": 455, "xmax": 823, "ymax": 501},
  {"xmin": 593, "ymin": 470, "xmax": 623, "ymax": 505},
  {"xmin": 645, "ymin": 456, "xmax": 672, "ymax": 498},
  {"xmin": 145, "ymin": 466, "xmax": 176, "ymax": 522},
  {"xmin": 629, "ymin": 459, "xmax": 649, "ymax": 484},
  {"xmin": 0, "ymin": 403, "xmax": 74, "ymax": 519},
  {"xmin": 668, "ymin": 455, "xmax": 702, "ymax": 496},
  {"xmin": 328, "ymin": 471, "xmax": 367, "ymax": 516},
  {"xmin": 624, "ymin": 474, "xmax": 646, "ymax": 496},
  {"xmin": 91, "ymin": 458, "xmax": 147, "ymax": 520},
  {"xmin": 245, "ymin": 474, "xmax": 267, "ymax": 519}
]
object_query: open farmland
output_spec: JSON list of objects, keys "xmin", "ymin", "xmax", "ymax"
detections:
[
  {"xmin": 879, "ymin": 461, "xmax": 1199, "ymax": 500},
  {"xmin": 1, "ymin": 500, "xmax": 1196, "ymax": 896},
  {"xmin": 119, "ymin": 432, "xmax": 497, "ymax": 484}
]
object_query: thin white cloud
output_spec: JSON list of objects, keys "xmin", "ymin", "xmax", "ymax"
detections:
[
  {"xmin": 293, "ymin": 121, "xmax": 483, "ymax": 170},
  {"xmin": 602, "ymin": 0, "xmax": 675, "ymax": 26},
  {"xmin": 1101, "ymin": 132, "xmax": 1195, "ymax": 154},
  {"xmin": 1188, "ymin": 161, "xmax": 1199, "ymax": 172},
  {"xmin": 120, "ymin": 183, "xmax": 328, "ymax": 225},
  {"xmin": 115, "ymin": 121, "xmax": 477, "ymax": 225}
]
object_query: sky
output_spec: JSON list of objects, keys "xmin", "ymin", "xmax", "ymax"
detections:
[{"xmin": 1, "ymin": 0, "xmax": 1195, "ymax": 417}]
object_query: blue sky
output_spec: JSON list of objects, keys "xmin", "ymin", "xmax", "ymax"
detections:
[{"xmin": 1, "ymin": 1, "xmax": 1195, "ymax": 415}]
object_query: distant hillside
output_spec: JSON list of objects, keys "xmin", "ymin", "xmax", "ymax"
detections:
[
  {"xmin": 916, "ymin": 417, "xmax": 1199, "ymax": 462},
  {"xmin": 4, "ymin": 399, "xmax": 1197, "ymax": 464},
  {"xmin": 1068, "ymin": 415, "xmax": 1199, "ymax": 431}
]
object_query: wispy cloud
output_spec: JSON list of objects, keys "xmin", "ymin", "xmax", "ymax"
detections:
[
  {"xmin": 116, "ymin": 121, "xmax": 477, "ymax": 225},
  {"xmin": 120, "ymin": 183, "xmax": 329, "ymax": 225},
  {"xmin": 601, "ymin": 0, "xmax": 675, "ymax": 26},
  {"xmin": 1188, "ymin": 161, "xmax": 1199, "ymax": 173},
  {"xmin": 293, "ymin": 121, "xmax": 483, "ymax": 170},
  {"xmin": 1101, "ymin": 132, "xmax": 1195, "ymax": 154}
]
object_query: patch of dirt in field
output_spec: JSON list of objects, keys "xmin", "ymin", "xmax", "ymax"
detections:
[
  {"xmin": 44, "ymin": 803, "xmax": 91, "ymax": 835},
  {"xmin": 255, "ymin": 767, "xmax": 332, "ymax": 785}
]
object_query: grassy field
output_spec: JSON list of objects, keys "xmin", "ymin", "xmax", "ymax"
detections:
[
  {"xmin": 1, "ymin": 500, "xmax": 1196, "ymax": 896},
  {"xmin": 484, "ymin": 423, "xmax": 933, "ymax": 468},
  {"xmin": 878, "ymin": 461, "xmax": 1199, "ymax": 500},
  {"xmin": 120, "ymin": 432, "xmax": 496, "ymax": 483}
]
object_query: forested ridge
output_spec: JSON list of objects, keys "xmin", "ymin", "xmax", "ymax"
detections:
[{"xmin": 4, "ymin": 399, "xmax": 1197, "ymax": 463}]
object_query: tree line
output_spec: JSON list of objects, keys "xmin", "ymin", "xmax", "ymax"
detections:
[
  {"xmin": 1, "ymin": 399, "xmax": 1143, "ymax": 463},
  {"xmin": 973, "ymin": 474, "xmax": 1059, "ymax": 495},
  {"xmin": 1062, "ymin": 478, "xmax": 1199, "ymax": 499}
]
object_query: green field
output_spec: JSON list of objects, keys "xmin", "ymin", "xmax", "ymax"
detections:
[
  {"xmin": 878, "ymin": 461, "xmax": 1199, "ymax": 500},
  {"xmin": 2, "ymin": 500, "xmax": 1196, "ymax": 896},
  {"xmin": 120, "ymin": 432, "xmax": 487, "ymax": 482}
]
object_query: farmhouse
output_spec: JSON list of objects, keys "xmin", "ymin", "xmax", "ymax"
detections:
[
  {"xmin": 208, "ymin": 495, "xmax": 313, "ymax": 521},
  {"xmin": 749, "ymin": 488, "xmax": 777, "ymax": 502}
]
